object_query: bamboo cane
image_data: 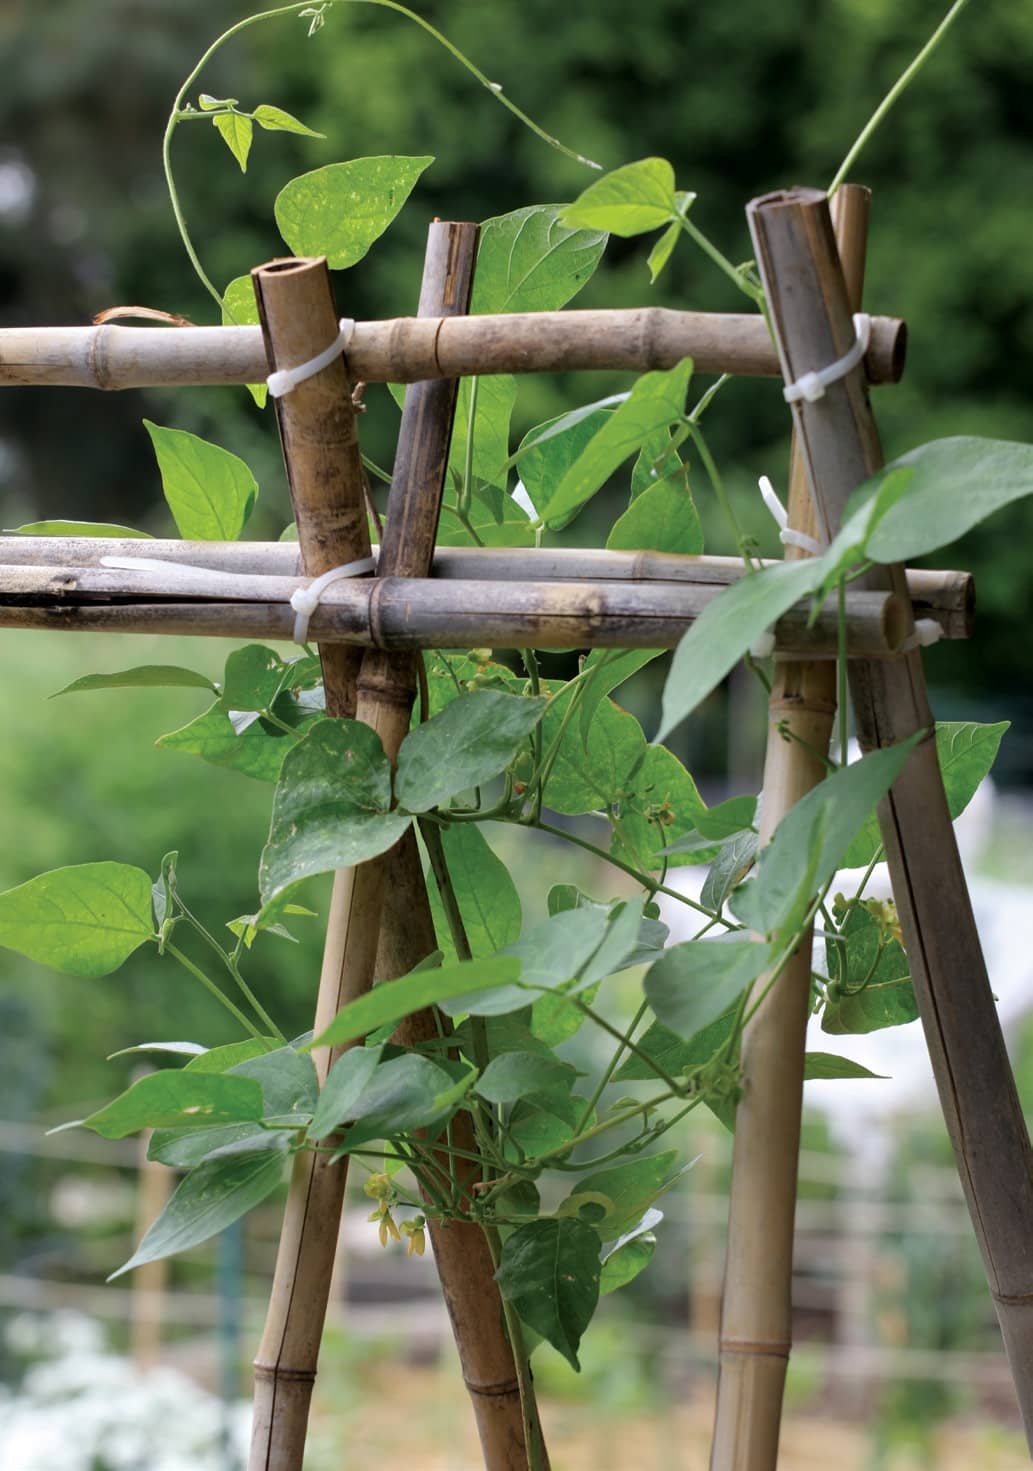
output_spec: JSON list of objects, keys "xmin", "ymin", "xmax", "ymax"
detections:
[
  {"xmin": 0, "ymin": 308, "xmax": 905, "ymax": 389},
  {"xmin": 0, "ymin": 537, "xmax": 975, "ymax": 639},
  {"xmin": 746, "ymin": 185, "xmax": 1033, "ymax": 1445},
  {"xmin": 0, "ymin": 564, "xmax": 920, "ymax": 655},
  {"xmin": 710, "ymin": 184, "xmax": 869, "ymax": 1471},
  {"xmin": 245, "ymin": 254, "xmax": 373, "ymax": 1471}
]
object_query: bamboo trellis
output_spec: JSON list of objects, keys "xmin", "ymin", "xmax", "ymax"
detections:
[{"xmin": 2, "ymin": 184, "xmax": 1031, "ymax": 1471}]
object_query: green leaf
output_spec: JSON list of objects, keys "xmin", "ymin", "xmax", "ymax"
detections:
[
  {"xmin": 731, "ymin": 737, "xmax": 922, "ymax": 942},
  {"xmin": 81, "ymin": 1072, "xmax": 263, "ymax": 1140},
  {"xmin": 108, "ymin": 1041, "xmax": 206, "ymax": 1061},
  {"xmin": 613, "ymin": 1011, "xmax": 738, "ymax": 1082},
  {"xmin": 693, "ymin": 796, "xmax": 758, "ymax": 842},
  {"xmin": 936, "ymin": 720, "xmax": 1009, "ymax": 819},
  {"xmin": 259, "ymin": 720, "xmax": 411, "ymax": 904},
  {"xmin": 475, "ymin": 1051, "xmax": 577, "ymax": 1105},
  {"xmin": 506, "ymin": 1090, "xmax": 592, "ymax": 1158},
  {"xmin": 644, "ymin": 939, "xmax": 773, "ymax": 1039},
  {"xmin": 600, "ymin": 1211, "xmax": 660, "ymax": 1294},
  {"xmin": 562, "ymin": 1151, "xmax": 680, "ymax": 1239},
  {"xmin": 221, "ymin": 275, "xmax": 266, "ymax": 407},
  {"xmin": 448, "ymin": 375, "xmax": 518, "ymax": 492},
  {"xmin": 111, "ymin": 1139, "xmax": 287, "ymax": 1277},
  {"xmin": 541, "ymin": 359, "xmax": 693, "ymax": 527},
  {"xmin": 606, "ymin": 475, "xmax": 703, "ymax": 555},
  {"xmin": 578, "ymin": 650, "xmax": 662, "ymax": 748},
  {"xmin": 311, "ymin": 956, "xmax": 521, "ymax": 1049},
  {"xmin": 610, "ymin": 744, "xmax": 707, "ymax": 871},
  {"xmin": 184, "ymin": 1038, "xmax": 277, "ymax": 1073},
  {"xmin": 541, "ymin": 687, "xmax": 646, "ymax": 816},
  {"xmin": 495, "ymin": 1217, "xmax": 601, "ymax": 1370},
  {"xmin": 438, "ymin": 481, "xmax": 534, "ymax": 546},
  {"xmin": 701, "ymin": 828, "xmax": 758, "ymax": 912},
  {"xmin": 7, "ymin": 519, "xmax": 152, "ymax": 538},
  {"xmin": 253, "ymin": 103, "xmax": 325, "ymax": 138},
  {"xmin": 803, "ymin": 1052, "xmax": 886, "ymax": 1080},
  {"xmin": 330, "ymin": 1053, "xmax": 473, "ymax": 1153},
  {"xmin": 863, "ymin": 437, "xmax": 1033, "ymax": 563},
  {"xmin": 143, "ymin": 420, "xmax": 257, "ymax": 541},
  {"xmin": 426, "ymin": 824, "xmax": 521, "ymax": 962},
  {"xmin": 157, "ymin": 700, "xmax": 315, "ymax": 783},
  {"xmin": 515, "ymin": 407, "xmax": 616, "ymax": 525},
  {"xmin": 471, "ymin": 204, "xmax": 608, "ymax": 315},
  {"xmin": 647, "ymin": 222, "xmax": 681, "ymax": 283},
  {"xmin": 562, "ymin": 158, "xmax": 678, "ymax": 237},
  {"xmin": 213, "ymin": 112, "xmax": 253, "ymax": 171},
  {"xmin": 822, "ymin": 899, "xmax": 917, "ymax": 1035},
  {"xmin": 310, "ymin": 1045, "xmax": 384, "ymax": 1140},
  {"xmin": 222, "ymin": 645, "xmax": 290, "ymax": 712},
  {"xmin": 657, "ymin": 560, "xmax": 823, "ymax": 741},
  {"xmin": 198, "ymin": 94, "xmax": 236, "ymax": 111},
  {"xmin": 0, "ymin": 862, "xmax": 154, "ymax": 977},
  {"xmin": 274, "ymin": 156, "xmax": 433, "ymax": 268},
  {"xmin": 395, "ymin": 691, "xmax": 547, "ymax": 812},
  {"xmin": 232, "ymin": 1042, "xmax": 319, "ymax": 1120},
  {"xmin": 53, "ymin": 666, "xmax": 216, "ymax": 697}
]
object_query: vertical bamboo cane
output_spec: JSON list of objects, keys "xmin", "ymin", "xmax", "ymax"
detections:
[
  {"xmin": 746, "ymin": 185, "xmax": 1033, "ymax": 1444},
  {"xmin": 710, "ymin": 186, "xmax": 870, "ymax": 1471}
]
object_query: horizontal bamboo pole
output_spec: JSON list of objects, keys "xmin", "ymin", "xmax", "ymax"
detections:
[
  {"xmin": 0, "ymin": 308, "xmax": 906, "ymax": 389},
  {"xmin": 0, "ymin": 568, "xmax": 929, "ymax": 656},
  {"xmin": 0, "ymin": 540, "xmax": 974, "ymax": 640}
]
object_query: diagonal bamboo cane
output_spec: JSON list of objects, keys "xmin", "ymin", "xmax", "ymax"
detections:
[
  {"xmin": 709, "ymin": 184, "xmax": 870, "ymax": 1471},
  {"xmin": 746, "ymin": 184, "xmax": 1033, "ymax": 1447}
]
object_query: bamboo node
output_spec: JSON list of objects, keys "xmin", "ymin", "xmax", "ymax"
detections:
[
  {"xmin": 718, "ymin": 1338, "xmax": 792, "ymax": 1361},
  {"xmin": 252, "ymin": 1362, "xmax": 318, "ymax": 1384},
  {"xmin": 463, "ymin": 1376, "xmax": 523, "ymax": 1399}
]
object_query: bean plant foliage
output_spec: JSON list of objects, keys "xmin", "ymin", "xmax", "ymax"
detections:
[{"xmin": 6, "ymin": 0, "xmax": 1024, "ymax": 1387}]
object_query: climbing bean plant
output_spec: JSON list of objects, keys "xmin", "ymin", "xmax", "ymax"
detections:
[{"xmin": 6, "ymin": 0, "xmax": 1030, "ymax": 1383}]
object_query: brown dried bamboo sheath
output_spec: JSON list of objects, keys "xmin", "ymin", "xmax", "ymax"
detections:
[
  {"xmin": 710, "ymin": 184, "xmax": 868, "ymax": 1471},
  {"xmin": 747, "ymin": 186, "xmax": 1033, "ymax": 1446}
]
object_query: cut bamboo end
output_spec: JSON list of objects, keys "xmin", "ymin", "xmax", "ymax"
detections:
[{"xmin": 0, "ymin": 307, "xmax": 905, "ymax": 389}]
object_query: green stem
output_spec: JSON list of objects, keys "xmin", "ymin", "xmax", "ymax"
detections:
[
  {"xmin": 165, "ymin": 943, "xmax": 265, "ymax": 1040},
  {"xmin": 683, "ymin": 420, "xmax": 750, "ymax": 562},
  {"xmin": 852, "ymin": 846, "xmax": 885, "ymax": 901},
  {"xmin": 676, "ymin": 213, "xmax": 764, "ymax": 310},
  {"xmin": 459, "ymin": 376, "xmax": 479, "ymax": 516},
  {"xmin": 574, "ymin": 999, "xmax": 684, "ymax": 1093},
  {"xmin": 175, "ymin": 905, "xmax": 285, "ymax": 1041},
  {"xmin": 828, "ymin": 0, "xmax": 974, "ymax": 196},
  {"xmin": 837, "ymin": 576, "xmax": 849, "ymax": 768},
  {"xmin": 575, "ymin": 997, "xmax": 649, "ymax": 1132}
]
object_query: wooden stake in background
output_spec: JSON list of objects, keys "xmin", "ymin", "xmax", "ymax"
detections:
[
  {"xmin": 710, "ymin": 183, "xmax": 869, "ymax": 1471},
  {"xmin": 747, "ymin": 183, "xmax": 1033, "ymax": 1448}
]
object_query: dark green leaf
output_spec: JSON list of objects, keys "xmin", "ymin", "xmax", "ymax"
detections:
[
  {"xmin": 0, "ymin": 862, "xmax": 154, "ymax": 977},
  {"xmin": 658, "ymin": 560, "xmax": 823, "ymax": 741},
  {"xmin": 562, "ymin": 1151, "xmax": 680, "ymax": 1239},
  {"xmin": 600, "ymin": 1211, "xmax": 660, "ymax": 1294},
  {"xmin": 495, "ymin": 1217, "xmax": 601, "ymax": 1370},
  {"xmin": 111, "ymin": 1139, "xmax": 288, "ymax": 1277},
  {"xmin": 259, "ymin": 720, "xmax": 410, "ymax": 903},
  {"xmin": 578, "ymin": 649, "xmax": 662, "ymax": 747},
  {"xmin": 613, "ymin": 1011, "xmax": 737, "ymax": 1082},
  {"xmin": 143, "ymin": 420, "xmax": 257, "ymax": 541},
  {"xmin": 53, "ymin": 665, "xmax": 216, "ymax": 697},
  {"xmin": 330, "ymin": 1053, "xmax": 473, "ymax": 1153},
  {"xmin": 157, "ymin": 700, "xmax": 315, "ymax": 783},
  {"xmin": 701, "ymin": 828, "xmax": 758, "ymax": 911},
  {"xmin": 426, "ymin": 824, "xmax": 521, "ymax": 962},
  {"xmin": 506, "ymin": 1090, "xmax": 592, "ymax": 1158},
  {"xmin": 541, "ymin": 687, "xmax": 646, "ymax": 816},
  {"xmin": 562, "ymin": 158, "xmax": 678, "ymax": 237},
  {"xmin": 309, "ymin": 1045, "xmax": 384, "ymax": 1140},
  {"xmin": 610, "ymin": 744, "xmax": 707, "ymax": 871},
  {"xmin": 222, "ymin": 645, "xmax": 290, "ymax": 712},
  {"xmin": 274, "ymin": 156, "xmax": 433, "ymax": 268},
  {"xmin": 232, "ymin": 1043, "xmax": 319, "ymax": 1121},
  {"xmin": 81, "ymin": 1072, "xmax": 263, "ymax": 1140},
  {"xmin": 515, "ymin": 407, "xmax": 616, "ymax": 525},
  {"xmin": 396, "ymin": 691, "xmax": 546, "ymax": 812},
  {"xmin": 644, "ymin": 939, "xmax": 772, "ymax": 1039},
  {"xmin": 822, "ymin": 899, "xmax": 918, "ymax": 1035}
]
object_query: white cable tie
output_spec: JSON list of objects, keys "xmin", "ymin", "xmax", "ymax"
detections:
[
  {"xmin": 266, "ymin": 318, "xmax": 356, "ymax": 398},
  {"xmin": 758, "ymin": 475, "xmax": 824, "ymax": 557},
  {"xmin": 898, "ymin": 617, "xmax": 944, "ymax": 655},
  {"xmin": 757, "ymin": 475, "xmax": 788, "ymax": 530},
  {"xmin": 289, "ymin": 556, "xmax": 376, "ymax": 644},
  {"xmin": 750, "ymin": 630, "xmax": 776, "ymax": 660},
  {"xmin": 783, "ymin": 313, "xmax": 871, "ymax": 405}
]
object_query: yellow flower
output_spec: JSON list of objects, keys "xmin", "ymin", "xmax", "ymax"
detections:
[
  {"xmin": 364, "ymin": 1172, "xmax": 393, "ymax": 1203},
  {"xmin": 400, "ymin": 1216, "xmax": 427, "ymax": 1257}
]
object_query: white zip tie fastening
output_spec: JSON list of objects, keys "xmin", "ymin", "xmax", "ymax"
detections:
[
  {"xmin": 757, "ymin": 475, "xmax": 822, "ymax": 557},
  {"xmin": 897, "ymin": 617, "xmax": 944, "ymax": 655},
  {"xmin": 783, "ymin": 313, "xmax": 871, "ymax": 405},
  {"xmin": 289, "ymin": 557, "xmax": 376, "ymax": 644},
  {"xmin": 266, "ymin": 318, "xmax": 356, "ymax": 398}
]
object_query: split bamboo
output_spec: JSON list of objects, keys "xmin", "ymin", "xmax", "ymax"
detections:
[
  {"xmin": 0, "ymin": 307, "xmax": 904, "ymax": 389},
  {"xmin": 747, "ymin": 185, "xmax": 1033, "ymax": 1444},
  {"xmin": 710, "ymin": 183, "xmax": 868, "ymax": 1471},
  {"xmin": 0, "ymin": 564, "xmax": 920, "ymax": 656},
  {"xmin": 246, "ymin": 255, "xmax": 372, "ymax": 1471},
  {"xmin": 0, "ymin": 537, "xmax": 974, "ymax": 639}
]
